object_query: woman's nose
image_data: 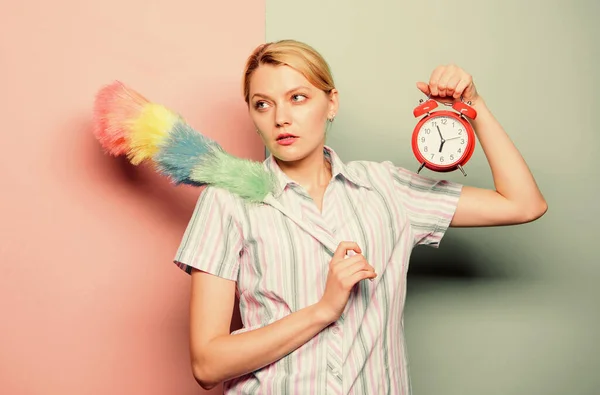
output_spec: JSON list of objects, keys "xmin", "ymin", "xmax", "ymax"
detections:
[{"xmin": 275, "ymin": 104, "xmax": 291, "ymax": 127}]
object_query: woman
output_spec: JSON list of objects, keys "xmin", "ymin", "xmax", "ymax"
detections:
[{"xmin": 174, "ymin": 39, "xmax": 547, "ymax": 394}]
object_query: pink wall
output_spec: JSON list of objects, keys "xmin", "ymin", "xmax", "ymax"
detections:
[{"xmin": 0, "ymin": 1, "xmax": 264, "ymax": 394}]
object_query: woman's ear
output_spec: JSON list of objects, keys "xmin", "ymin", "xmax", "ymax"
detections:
[{"xmin": 328, "ymin": 88, "xmax": 339, "ymax": 118}]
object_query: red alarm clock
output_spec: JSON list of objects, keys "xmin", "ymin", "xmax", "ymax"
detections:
[{"xmin": 411, "ymin": 97, "xmax": 477, "ymax": 176}]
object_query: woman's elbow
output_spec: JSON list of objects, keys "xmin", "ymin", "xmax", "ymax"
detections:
[
  {"xmin": 521, "ymin": 199, "xmax": 548, "ymax": 223},
  {"xmin": 192, "ymin": 358, "xmax": 220, "ymax": 390},
  {"xmin": 537, "ymin": 199, "xmax": 548, "ymax": 218}
]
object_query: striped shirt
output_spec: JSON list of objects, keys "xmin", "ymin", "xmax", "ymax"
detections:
[{"xmin": 174, "ymin": 146, "xmax": 462, "ymax": 394}]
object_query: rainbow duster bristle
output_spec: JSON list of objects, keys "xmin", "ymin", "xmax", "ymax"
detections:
[
  {"xmin": 92, "ymin": 81, "xmax": 276, "ymax": 203},
  {"xmin": 190, "ymin": 145, "xmax": 277, "ymax": 201},
  {"xmin": 152, "ymin": 121, "xmax": 218, "ymax": 186},
  {"xmin": 93, "ymin": 81, "xmax": 151, "ymax": 157}
]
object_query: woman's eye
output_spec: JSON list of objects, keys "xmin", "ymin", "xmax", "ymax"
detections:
[
  {"xmin": 255, "ymin": 101, "xmax": 268, "ymax": 109},
  {"xmin": 292, "ymin": 94, "xmax": 307, "ymax": 102}
]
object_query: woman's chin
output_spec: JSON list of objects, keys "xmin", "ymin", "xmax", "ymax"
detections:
[
  {"xmin": 268, "ymin": 137, "xmax": 326, "ymax": 161},
  {"xmin": 270, "ymin": 145, "xmax": 305, "ymax": 162}
]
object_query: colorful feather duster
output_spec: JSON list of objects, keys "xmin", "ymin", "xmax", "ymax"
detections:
[{"xmin": 92, "ymin": 81, "xmax": 276, "ymax": 203}]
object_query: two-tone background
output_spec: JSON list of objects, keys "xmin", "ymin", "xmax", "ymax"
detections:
[{"xmin": 1, "ymin": 0, "xmax": 598, "ymax": 394}]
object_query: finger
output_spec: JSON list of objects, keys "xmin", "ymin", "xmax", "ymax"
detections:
[
  {"xmin": 437, "ymin": 78, "xmax": 449, "ymax": 97},
  {"xmin": 334, "ymin": 254, "xmax": 368, "ymax": 271},
  {"xmin": 428, "ymin": 66, "xmax": 445, "ymax": 96},
  {"xmin": 445, "ymin": 74, "xmax": 461, "ymax": 98},
  {"xmin": 439, "ymin": 64, "xmax": 462, "ymax": 98},
  {"xmin": 344, "ymin": 270, "xmax": 378, "ymax": 289},
  {"xmin": 332, "ymin": 241, "xmax": 362, "ymax": 261},
  {"xmin": 416, "ymin": 81, "xmax": 430, "ymax": 96},
  {"xmin": 437, "ymin": 69, "xmax": 454, "ymax": 98},
  {"xmin": 338, "ymin": 258, "xmax": 375, "ymax": 278},
  {"xmin": 453, "ymin": 75, "xmax": 472, "ymax": 99}
]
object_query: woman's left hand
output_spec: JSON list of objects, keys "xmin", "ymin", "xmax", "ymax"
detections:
[{"xmin": 416, "ymin": 64, "xmax": 480, "ymax": 105}]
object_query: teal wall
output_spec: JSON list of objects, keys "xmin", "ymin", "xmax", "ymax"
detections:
[{"xmin": 267, "ymin": 1, "xmax": 599, "ymax": 394}]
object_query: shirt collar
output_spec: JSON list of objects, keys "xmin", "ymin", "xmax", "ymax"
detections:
[{"xmin": 264, "ymin": 145, "xmax": 372, "ymax": 197}]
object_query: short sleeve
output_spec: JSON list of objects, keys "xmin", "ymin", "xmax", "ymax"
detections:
[
  {"xmin": 383, "ymin": 161, "xmax": 463, "ymax": 248},
  {"xmin": 173, "ymin": 186, "xmax": 245, "ymax": 280}
]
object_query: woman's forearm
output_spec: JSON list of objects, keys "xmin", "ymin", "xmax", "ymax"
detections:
[
  {"xmin": 192, "ymin": 302, "xmax": 332, "ymax": 389},
  {"xmin": 470, "ymin": 97, "xmax": 547, "ymax": 216}
]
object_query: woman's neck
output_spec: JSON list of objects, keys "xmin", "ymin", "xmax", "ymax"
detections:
[{"xmin": 276, "ymin": 145, "xmax": 332, "ymax": 193}]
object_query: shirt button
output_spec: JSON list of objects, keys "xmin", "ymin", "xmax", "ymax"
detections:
[{"xmin": 332, "ymin": 325, "xmax": 341, "ymax": 335}]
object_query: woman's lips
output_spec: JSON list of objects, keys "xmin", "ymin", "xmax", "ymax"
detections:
[{"xmin": 276, "ymin": 134, "xmax": 298, "ymax": 146}]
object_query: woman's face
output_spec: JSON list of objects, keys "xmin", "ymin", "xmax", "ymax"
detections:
[{"xmin": 248, "ymin": 64, "xmax": 338, "ymax": 163}]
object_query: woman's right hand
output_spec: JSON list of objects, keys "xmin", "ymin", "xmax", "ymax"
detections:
[{"xmin": 317, "ymin": 241, "xmax": 377, "ymax": 324}]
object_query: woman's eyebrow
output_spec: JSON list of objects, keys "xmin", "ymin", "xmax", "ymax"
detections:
[{"xmin": 251, "ymin": 86, "xmax": 311, "ymax": 100}]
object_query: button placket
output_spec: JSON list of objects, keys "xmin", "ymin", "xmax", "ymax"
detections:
[{"xmin": 325, "ymin": 319, "xmax": 344, "ymax": 393}]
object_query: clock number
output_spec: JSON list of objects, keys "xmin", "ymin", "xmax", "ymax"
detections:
[
  {"xmin": 440, "ymin": 156, "xmax": 444, "ymax": 162},
  {"xmin": 458, "ymin": 129, "xmax": 463, "ymax": 135},
  {"xmin": 441, "ymin": 118, "xmax": 447, "ymax": 125},
  {"xmin": 424, "ymin": 146, "xmax": 428, "ymax": 153},
  {"xmin": 461, "ymin": 139, "xmax": 465, "ymax": 144},
  {"xmin": 420, "ymin": 137, "xmax": 425, "ymax": 143},
  {"xmin": 458, "ymin": 148, "xmax": 462, "ymax": 153},
  {"xmin": 424, "ymin": 128, "xmax": 431, "ymax": 134},
  {"xmin": 432, "ymin": 121, "xmax": 437, "ymax": 127},
  {"xmin": 450, "ymin": 154, "xmax": 454, "ymax": 161},
  {"xmin": 430, "ymin": 154, "xmax": 434, "ymax": 159}
]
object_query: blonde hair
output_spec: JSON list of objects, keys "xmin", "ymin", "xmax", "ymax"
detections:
[{"xmin": 242, "ymin": 39, "xmax": 336, "ymax": 104}]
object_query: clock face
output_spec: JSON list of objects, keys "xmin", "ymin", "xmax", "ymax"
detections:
[{"xmin": 416, "ymin": 115, "xmax": 469, "ymax": 167}]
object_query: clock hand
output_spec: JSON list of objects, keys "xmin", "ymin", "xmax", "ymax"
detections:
[
  {"xmin": 436, "ymin": 125, "xmax": 445, "ymax": 140},
  {"xmin": 436, "ymin": 125, "xmax": 446, "ymax": 152},
  {"xmin": 445, "ymin": 136, "xmax": 463, "ymax": 141}
]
